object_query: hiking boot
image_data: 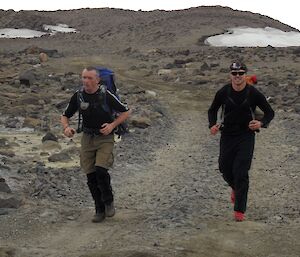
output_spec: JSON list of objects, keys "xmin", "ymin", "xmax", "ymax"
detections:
[
  {"xmin": 234, "ymin": 211, "xmax": 245, "ymax": 222},
  {"xmin": 92, "ymin": 212, "xmax": 105, "ymax": 223},
  {"xmin": 105, "ymin": 201, "xmax": 115, "ymax": 217},
  {"xmin": 231, "ymin": 189, "xmax": 235, "ymax": 204}
]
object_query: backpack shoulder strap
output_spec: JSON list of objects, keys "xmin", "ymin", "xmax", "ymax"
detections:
[
  {"xmin": 77, "ymin": 87, "xmax": 84, "ymax": 104},
  {"xmin": 99, "ymin": 84, "xmax": 113, "ymax": 115},
  {"xmin": 220, "ymin": 85, "xmax": 231, "ymax": 123},
  {"xmin": 246, "ymin": 85, "xmax": 256, "ymax": 120},
  {"xmin": 76, "ymin": 88, "xmax": 84, "ymax": 133}
]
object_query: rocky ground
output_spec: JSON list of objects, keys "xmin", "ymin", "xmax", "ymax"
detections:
[{"xmin": 0, "ymin": 6, "xmax": 299, "ymax": 257}]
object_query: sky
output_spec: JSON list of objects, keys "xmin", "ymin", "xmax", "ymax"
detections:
[{"xmin": 1, "ymin": 0, "xmax": 299, "ymax": 31}]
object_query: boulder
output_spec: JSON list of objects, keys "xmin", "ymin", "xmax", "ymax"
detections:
[
  {"xmin": 0, "ymin": 193, "xmax": 22, "ymax": 208},
  {"xmin": 41, "ymin": 140, "xmax": 62, "ymax": 151},
  {"xmin": 130, "ymin": 116, "xmax": 151, "ymax": 128},
  {"xmin": 0, "ymin": 247, "xmax": 16, "ymax": 257},
  {"xmin": 292, "ymin": 47, "xmax": 300, "ymax": 56},
  {"xmin": 42, "ymin": 132, "xmax": 58, "ymax": 142},
  {"xmin": 23, "ymin": 117, "xmax": 42, "ymax": 128},
  {"xmin": 0, "ymin": 138, "xmax": 9, "ymax": 147},
  {"xmin": 0, "ymin": 178, "xmax": 12, "ymax": 193},
  {"xmin": 39, "ymin": 52, "xmax": 48, "ymax": 62},
  {"xmin": 158, "ymin": 69, "xmax": 172, "ymax": 76},
  {"xmin": 48, "ymin": 153, "xmax": 71, "ymax": 162},
  {"xmin": 0, "ymin": 149, "xmax": 15, "ymax": 157},
  {"xmin": 19, "ymin": 95, "xmax": 40, "ymax": 105},
  {"xmin": 200, "ymin": 62, "xmax": 210, "ymax": 71},
  {"xmin": 145, "ymin": 90, "xmax": 157, "ymax": 98},
  {"xmin": 24, "ymin": 45, "xmax": 40, "ymax": 54},
  {"xmin": 19, "ymin": 69, "xmax": 35, "ymax": 86}
]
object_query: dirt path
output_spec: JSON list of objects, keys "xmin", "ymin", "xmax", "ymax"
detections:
[{"xmin": 1, "ymin": 64, "xmax": 299, "ymax": 257}]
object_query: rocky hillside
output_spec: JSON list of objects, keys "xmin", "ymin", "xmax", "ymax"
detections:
[{"xmin": 0, "ymin": 6, "xmax": 298, "ymax": 54}]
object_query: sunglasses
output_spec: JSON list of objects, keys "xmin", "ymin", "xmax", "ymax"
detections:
[{"xmin": 231, "ymin": 71, "xmax": 246, "ymax": 76}]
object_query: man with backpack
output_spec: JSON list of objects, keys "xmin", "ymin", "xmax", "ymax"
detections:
[
  {"xmin": 61, "ymin": 66, "xmax": 130, "ymax": 223},
  {"xmin": 208, "ymin": 61, "xmax": 274, "ymax": 221}
]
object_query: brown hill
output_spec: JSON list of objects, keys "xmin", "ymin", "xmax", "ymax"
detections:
[{"xmin": 0, "ymin": 6, "xmax": 298, "ymax": 54}]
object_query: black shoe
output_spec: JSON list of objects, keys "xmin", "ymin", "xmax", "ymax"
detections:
[
  {"xmin": 105, "ymin": 202, "xmax": 115, "ymax": 217},
  {"xmin": 92, "ymin": 212, "xmax": 105, "ymax": 223}
]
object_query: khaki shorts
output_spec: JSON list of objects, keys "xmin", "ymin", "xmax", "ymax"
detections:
[{"xmin": 80, "ymin": 133, "xmax": 114, "ymax": 174}]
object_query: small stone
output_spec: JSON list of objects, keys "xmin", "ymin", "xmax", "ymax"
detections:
[{"xmin": 42, "ymin": 132, "xmax": 58, "ymax": 142}]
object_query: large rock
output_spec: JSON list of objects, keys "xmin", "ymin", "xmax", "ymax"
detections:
[
  {"xmin": 24, "ymin": 45, "xmax": 41, "ymax": 54},
  {"xmin": 0, "ymin": 138, "xmax": 9, "ymax": 147},
  {"xmin": 23, "ymin": 46, "xmax": 60, "ymax": 57},
  {"xmin": 23, "ymin": 117, "xmax": 42, "ymax": 128},
  {"xmin": 19, "ymin": 95, "xmax": 41, "ymax": 105},
  {"xmin": 145, "ymin": 90, "xmax": 157, "ymax": 98},
  {"xmin": 200, "ymin": 62, "xmax": 211, "ymax": 71},
  {"xmin": 40, "ymin": 48, "xmax": 60, "ymax": 58},
  {"xmin": 0, "ymin": 193, "xmax": 22, "ymax": 208},
  {"xmin": 5, "ymin": 117, "xmax": 22, "ymax": 129},
  {"xmin": 292, "ymin": 47, "xmax": 300, "ymax": 56},
  {"xmin": 158, "ymin": 69, "xmax": 172, "ymax": 76},
  {"xmin": 0, "ymin": 178, "xmax": 12, "ymax": 193},
  {"xmin": 41, "ymin": 140, "xmax": 62, "ymax": 151},
  {"xmin": 19, "ymin": 70, "xmax": 35, "ymax": 86},
  {"xmin": 130, "ymin": 116, "xmax": 151, "ymax": 128},
  {"xmin": 48, "ymin": 153, "xmax": 71, "ymax": 162},
  {"xmin": 0, "ymin": 247, "xmax": 16, "ymax": 257},
  {"xmin": 0, "ymin": 149, "xmax": 15, "ymax": 157},
  {"xmin": 42, "ymin": 132, "xmax": 58, "ymax": 142},
  {"xmin": 39, "ymin": 52, "xmax": 48, "ymax": 63}
]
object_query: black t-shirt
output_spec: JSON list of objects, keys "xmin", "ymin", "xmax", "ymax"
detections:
[
  {"xmin": 208, "ymin": 84, "xmax": 274, "ymax": 135},
  {"xmin": 63, "ymin": 88, "xmax": 129, "ymax": 129}
]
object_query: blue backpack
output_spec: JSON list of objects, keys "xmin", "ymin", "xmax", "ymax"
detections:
[
  {"xmin": 77, "ymin": 67, "xmax": 128, "ymax": 136},
  {"xmin": 96, "ymin": 67, "xmax": 117, "ymax": 96}
]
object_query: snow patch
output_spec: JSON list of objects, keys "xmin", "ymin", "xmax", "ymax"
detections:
[
  {"xmin": 0, "ymin": 24, "xmax": 77, "ymax": 38},
  {"xmin": 205, "ymin": 27, "xmax": 300, "ymax": 47}
]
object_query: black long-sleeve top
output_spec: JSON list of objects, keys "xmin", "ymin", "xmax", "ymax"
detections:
[
  {"xmin": 63, "ymin": 88, "xmax": 129, "ymax": 129},
  {"xmin": 208, "ymin": 84, "xmax": 274, "ymax": 135}
]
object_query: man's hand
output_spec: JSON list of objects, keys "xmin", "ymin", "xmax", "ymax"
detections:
[
  {"xmin": 100, "ymin": 123, "xmax": 114, "ymax": 136},
  {"xmin": 64, "ymin": 127, "xmax": 76, "ymax": 138},
  {"xmin": 210, "ymin": 124, "xmax": 221, "ymax": 135},
  {"xmin": 248, "ymin": 120, "xmax": 262, "ymax": 131}
]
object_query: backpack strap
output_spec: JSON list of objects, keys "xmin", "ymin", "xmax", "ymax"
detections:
[
  {"xmin": 99, "ymin": 84, "xmax": 112, "ymax": 115},
  {"xmin": 76, "ymin": 88, "xmax": 84, "ymax": 133}
]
